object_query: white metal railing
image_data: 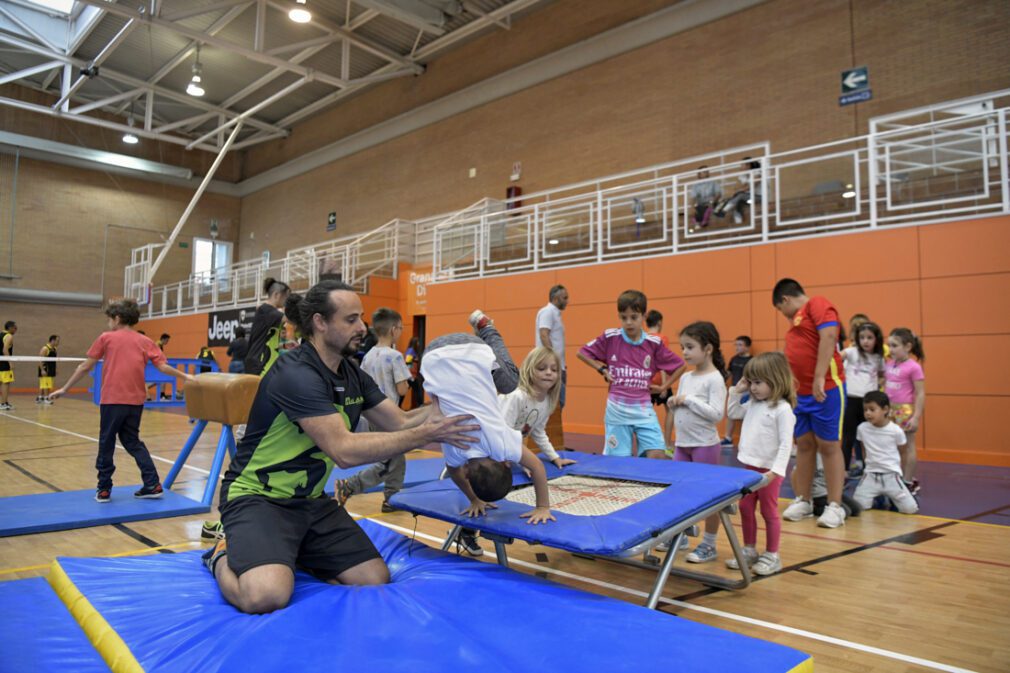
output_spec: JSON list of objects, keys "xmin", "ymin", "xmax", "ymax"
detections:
[{"xmin": 134, "ymin": 90, "xmax": 1010, "ymax": 317}]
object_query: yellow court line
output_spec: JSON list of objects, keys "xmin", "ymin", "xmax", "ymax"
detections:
[{"xmin": 0, "ymin": 562, "xmax": 50, "ymax": 576}]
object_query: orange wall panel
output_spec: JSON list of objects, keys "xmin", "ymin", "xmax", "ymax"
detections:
[
  {"xmin": 774, "ymin": 227, "xmax": 920, "ymax": 286},
  {"xmin": 643, "ymin": 247, "xmax": 750, "ymax": 299},
  {"xmin": 484, "ymin": 270, "xmax": 557, "ymax": 312},
  {"xmin": 814, "ymin": 280, "xmax": 923, "ymax": 335},
  {"xmin": 921, "ymin": 396, "xmax": 1010, "ymax": 465},
  {"xmin": 924, "ymin": 335, "xmax": 1009, "ymax": 396},
  {"xmin": 749, "ymin": 244, "xmax": 777, "ymax": 291},
  {"xmin": 649, "ymin": 293, "xmax": 752, "ymax": 342},
  {"xmin": 555, "ymin": 259, "xmax": 642, "ymax": 305},
  {"xmin": 919, "ymin": 215, "xmax": 1010, "ymax": 278},
  {"xmin": 426, "ymin": 279, "xmax": 486, "ymax": 316},
  {"xmin": 922, "ymin": 274, "xmax": 1010, "ymax": 336}
]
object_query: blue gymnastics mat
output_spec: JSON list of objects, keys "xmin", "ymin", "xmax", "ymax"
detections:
[
  {"xmin": 325, "ymin": 456, "xmax": 444, "ymax": 495},
  {"xmin": 0, "ymin": 577, "xmax": 109, "ymax": 673},
  {"xmin": 48, "ymin": 518, "xmax": 811, "ymax": 672},
  {"xmin": 390, "ymin": 452, "xmax": 762, "ymax": 555},
  {"xmin": 0, "ymin": 487, "xmax": 209, "ymax": 537}
]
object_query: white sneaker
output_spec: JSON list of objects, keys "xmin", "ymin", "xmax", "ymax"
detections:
[
  {"xmin": 817, "ymin": 501, "xmax": 847, "ymax": 528},
  {"xmin": 726, "ymin": 547, "xmax": 759, "ymax": 570},
  {"xmin": 782, "ymin": 497, "xmax": 814, "ymax": 521},
  {"xmin": 752, "ymin": 552, "xmax": 782, "ymax": 576}
]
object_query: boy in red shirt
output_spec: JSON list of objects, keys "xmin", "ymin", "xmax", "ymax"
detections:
[
  {"xmin": 772, "ymin": 278, "xmax": 847, "ymax": 528},
  {"xmin": 51, "ymin": 299, "xmax": 195, "ymax": 502}
]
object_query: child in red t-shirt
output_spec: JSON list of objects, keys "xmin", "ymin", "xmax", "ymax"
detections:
[{"xmin": 51, "ymin": 299, "xmax": 195, "ymax": 502}]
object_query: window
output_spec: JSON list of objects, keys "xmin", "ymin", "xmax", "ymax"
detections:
[
  {"xmin": 192, "ymin": 238, "xmax": 233, "ymax": 292},
  {"xmin": 23, "ymin": 0, "xmax": 75, "ymax": 14}
]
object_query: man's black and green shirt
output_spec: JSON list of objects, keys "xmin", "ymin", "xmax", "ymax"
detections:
[{"xmin": 221, "ymin": 341, "xmax": 386, "ymax": 504}]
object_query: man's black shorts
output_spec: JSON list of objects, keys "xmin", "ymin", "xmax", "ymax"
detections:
[{"xmin": 220, "ymin": 496, "xmax": 381, "ymax": 580}]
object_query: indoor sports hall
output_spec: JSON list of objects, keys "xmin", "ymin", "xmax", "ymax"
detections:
[{"xmin": 1, "ymin": 1, "xmax": 1008, "ymax": 672}]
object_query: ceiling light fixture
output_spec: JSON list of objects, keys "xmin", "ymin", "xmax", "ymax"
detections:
[
  {"xmin": 187, "ymin": 47, "xmax": 205, "ymax": 97},
  {"xmin": 122, "ymin": 116, "xmax": 138, "ymax": 144},
  {"xmin": 842, "ymin": 183, "xmax": 856, "ymax": 199},
  {"xmin": 289, "ymin": 0, "xmax": 312, "ymax": 23},
  {"xmin": 547, "ymin": 239, "xmax": 559, "ymax": 245}
]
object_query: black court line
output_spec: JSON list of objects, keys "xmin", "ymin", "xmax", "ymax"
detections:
[
  {"xmin": 961, "ymin": 503, "xmax": 1010, "ymax": 522},
  {"xmin": 3, "ymin": 459, "xmax": 63, "ymax": 492},
  {"xmin": 112, "ymin": 524, "xmax": 172, "ymax": 553},
  {"xmin": 0, "ymin": 441, "xmax": 100, "ymax": 456},
  {"xmin": 669, "ymin": 521, "xmax": 959, "ymax": 605}
]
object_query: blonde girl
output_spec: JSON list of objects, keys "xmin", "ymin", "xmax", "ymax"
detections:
[
  {"xmin": 726, "ymin": 352, "xmax": 797, "ymax": 576},
  {"xmin": 499, "ymin": 347, "xmax": 577, "ymax": 469}
]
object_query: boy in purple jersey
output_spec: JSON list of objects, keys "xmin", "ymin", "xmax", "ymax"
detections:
[{"xmin": 578, "ymin": 290, "xmax": 686, "ymax": 457}]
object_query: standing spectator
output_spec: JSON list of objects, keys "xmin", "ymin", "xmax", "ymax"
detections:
[
  {"xmin": 37, "ymin": 334, "xmax": 60, "ymax": 405},
  {"xmin": 841, "ymin": 322, "xmax": 885, "ymax": 473},
  {"xmin": 156, "ymin": 333, "xmax": 171, "ymax": 351},
  {"xmin": 691, "ymin": 166, "xmax": 722, "ymax": 229},
  {"xmin": 885, "ymin": 328, "xmax": 926, "ymax": 492},
  {"xmin": 196, "ymin": 346, "xmax": 218, "ymax": 374},
  {"xmin": 405, "ymin": 336, "xmax": 424, "ymax": 409},
  {"xmin": 244, "ymin": 277, "xmax": 290, "ymax": 376},
  {"xmin": 1, "ymin": 320, "xmax": 17, "ymax": 410},
  {"xmin": 226, "ymin": 327, "xmax": 248, "ymax": 373},
  {"xmin": 772, "ymin": 278, "xmax": 848, "ymax": 529},
  {"xmin": 723, "ymin": 335, "xmax": 753, "ymax": 446},
  {"xmin": 535, "ymin": 284, "xmax": 569, "ymax": 409}
]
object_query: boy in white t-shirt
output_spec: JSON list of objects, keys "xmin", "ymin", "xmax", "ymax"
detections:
[
  {"xmin": 852, "ymin": 391, "xmax": 918, "ymax": 514},
  {"xmin": 422, "ymin": 311, "xmax": 554, "ymax": 534}
]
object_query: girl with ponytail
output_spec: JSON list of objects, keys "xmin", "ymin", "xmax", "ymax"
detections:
[
  {"xmin": 244, "ymin": 277, "xmax": 291, "ymax": 376},
  {"xmin": 667, "ymin": 321, "xmax": 728, "ymax": 564},
  {"xmin": 885, "ymin": 327, "xmax": 926, "ymax": 490}
]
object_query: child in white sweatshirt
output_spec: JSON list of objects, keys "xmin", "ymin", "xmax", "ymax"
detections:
[{"xmin": 726, "ymin": 352, "xmax": 797, "ymax": 576}]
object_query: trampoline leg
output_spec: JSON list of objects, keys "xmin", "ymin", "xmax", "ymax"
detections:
[
  {"xmin": 492, "ymin": 540, "xmax": 509, "ymax": 568},
  {"xmin": 441, "ymin": 525, "xmax": 462, "ymax": 552},
  {"xmin": 646, "ymin": 532, "xmax": 684, "ymax": 610},
  {"xmin": 162, "ymin": 419, "xmax": 208, "ymax": 490},
  {"xmin": 201, "ymin": 427, "xmax": 230, "ymax": 507},
  {"xmin": 719, "ymin": 509, "xmax": 752, "ymax": 587}
]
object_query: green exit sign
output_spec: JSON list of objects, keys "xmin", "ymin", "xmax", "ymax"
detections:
[{"xmin": 179, "ymin": 241, "xmax": 189, "ymax": 249}]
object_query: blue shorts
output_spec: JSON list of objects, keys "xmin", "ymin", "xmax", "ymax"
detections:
[
  {"xmin": 603, "ymin": 399, "xmax": 665, "ymax": 457},
  {"xmin": 794, "ymin": 387, "xmax": 844, "ymax": 442}
]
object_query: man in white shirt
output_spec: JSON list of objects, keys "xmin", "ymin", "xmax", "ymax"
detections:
[{"xmin": 535, "ymin": 285, "xmax": 569, "ymax": 408}]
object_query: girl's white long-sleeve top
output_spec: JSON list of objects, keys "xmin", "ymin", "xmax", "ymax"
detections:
[
  {"xmin": 673, "ymin": 369, "xmax": 726, "ymax": 447},
  {"xmin": 498, "ymin": 388, "xmax": 559, "ymax": 461},
  {"xmin": 727, "ymin": 394, "xmax": 795, "ymax": 477}
]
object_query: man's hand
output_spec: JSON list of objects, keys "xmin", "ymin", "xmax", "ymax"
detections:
[
  {"xmin": 552, "ymin": 457, "xmax": 576, "ymax": 468},
  {"xmin": 48, "ymin": 387, "xmax": 67, "ymax": 401},
  {"xmin": 420, "ymin": 398, "xmax": 480, "ymax": 449},
  {"xmin": 812, "ymin": 378, "xmax": 826, "ymax": 403},
  {"xmin": 461, "ymin": 500, "xmax": 497, "ymax": 517},
  {"xmin": 520, "ymin": 507, "xmax": 556, "ymax": 525},
  {"xmin": 905, "ymin": 417, "xmax": 920, "ymax": 433}
]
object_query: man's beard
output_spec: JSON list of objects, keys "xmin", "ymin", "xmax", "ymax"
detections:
[{"xmin": 340, "ymin": 336, "xmax": 362, "ymax": 357}]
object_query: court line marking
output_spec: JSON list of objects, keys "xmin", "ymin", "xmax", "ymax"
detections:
[
  {"xmin": 355, "ymin": 514, "xmax": 980, "ymax": 673},
  {"xmin": 0, "ymin": 541, "xmax": 202, "ymax": 576},
  {"xmin": 1, "ymin": 413, "xmax": 211, "ymax": 476}
]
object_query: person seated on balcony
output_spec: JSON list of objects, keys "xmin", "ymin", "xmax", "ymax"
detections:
[
  {"xmin": 715, "ymin": 157, "xmax": 762, "ymax": 225},
  {"xmin": 691, "ymin": 166, "xmax": 721, "ymax": 229}
]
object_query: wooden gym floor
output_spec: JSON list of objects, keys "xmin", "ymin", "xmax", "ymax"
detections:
[{"xmin": 1, "ymin": 395, "xmax": 1008, "ymax": 673}]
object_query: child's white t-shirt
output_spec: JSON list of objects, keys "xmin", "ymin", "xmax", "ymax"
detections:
[
  {"xmin": 727, "ymin": 395, "xmax": 795, "ymax": 477},
  {"xmin": 856, "ymin": 421, "xmax": 906, "ymax": 474},
  {"xmin": 673, "ymin": 369, "xmax": 726, "ymax": 447},
  {"xmin": 842, "ymin": 347, "xmax": 884, "ymax": 398},
  {"xmin": 498, "ymin": 388, "xmax": 558, "ymax": 461},
  {"xmin": 421, "ymin": 341, "xmax": 523, "ymax": 468}
]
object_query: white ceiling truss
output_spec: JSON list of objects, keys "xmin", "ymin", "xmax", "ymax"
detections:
[{"xmin": 0, "ymin": 0, "xmax": 544, "ymax": 155}]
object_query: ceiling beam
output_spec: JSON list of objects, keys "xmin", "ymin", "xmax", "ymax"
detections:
[
  {"xmin": 0, "ymin": 60, "xmax": 62, "ymax": 87},
  {"xmin": 53, "ymin": 18, "xmax": 138, "ymax": 110},
  {"xmin": 74, "ymin": 0, "xmax": 349, "ymax": 89},
  {"xmin": 160, "ymin": 0, "xmax": 252, "ymax": 22},
  {"xmin": 0, "ymin": 4, "xmax": 62, "ymax": 53}
]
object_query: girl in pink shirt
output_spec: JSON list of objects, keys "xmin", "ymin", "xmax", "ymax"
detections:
[{"xmin": 884, "ymin": 328, "xmax": 925, "ymax": 488}]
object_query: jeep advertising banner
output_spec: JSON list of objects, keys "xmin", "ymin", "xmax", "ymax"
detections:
[{"xmin": 207, "ymin": 308, "xmax": 255, "ymax": 346}]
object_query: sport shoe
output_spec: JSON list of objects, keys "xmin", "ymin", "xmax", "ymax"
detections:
[
  {"xmin": 95, "ymin": 489, "xmax": 111, "ymax": 503},
  {"xmin": 202, "ymin": 539, "xmax": 227, "ymax": 575},
  {"xmin": 817, "ymin": 501, "xmax": 847, "ymax": 528},
  {"xmin": 134, "ymin": 483, "xmax": 164, "ymax": 499},
  {"xmin": 720, "ymin": 437, "xmax": 734, "ymax": 447},
  {"xmin": 725, "ymin": 547, "xmax": 759, "ymax": 570},
  {"xmin": 783, "ymin": 497, "xmax": 814, "ymax": 521},
  {"xmin": 381, "ymin": 500, "xmax": 395, "ymax": 514},
  {"xmin": 848, "ymin": 460, "xmax": 864, "ymax": 478},
  {"xmin": 752, "ymin": 552, "xmax": 782, "ymax": 576},
  {"xmin": 656, "ymin": 535, "xmax": 690, "ymax": 553},
  {"xmin": 686, "ymin": 542, "xmax": 718, "ymax": 564},
  {"xmin": 457, "ymin": 530, "xmax": 484, "ymax": 557},
  {"xmin": 0, "ymin": 402, "xmax": 13, "ymax": 410},
  {"xmin": 201, "ymin": 520, "xmax": 225, "ymax": 540},
  {"xmin": 468, "ymin": 309, "xmax": 492, "ymax": 331},
  {"xmin": 907, "ymin": 479, "xmax": 921, "ymax": 496},
  {"xmin": 335, "ymin": 479, "xmax": 354, "ymax": 506}
]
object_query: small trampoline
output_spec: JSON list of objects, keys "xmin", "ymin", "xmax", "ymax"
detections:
[
  {"xmin": 8, "ymin": 518, "xmax": 812, "ymax": 672},
  {"xmin": 389, "ymin": 451, "xmax": 767, "ymax": 607}
]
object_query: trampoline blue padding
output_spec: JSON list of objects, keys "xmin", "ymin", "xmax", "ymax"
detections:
[
  {"xmin": 325, "ymin": 456, "xmax": 444, "ymax": 495},
  {"xmin": 52, "ymin": 518, "xmax": 811, "ymax": 672},
  {"xmin": 389, "ymin": 451, "xmax": 762, "ymax": 555},
  {"xmin": 0, "ymin": 487, "xmax": 209, "ymax": 537},
  {"xmin": 0, "ymin": 577, "xmax": 110, "ymax": 673}
]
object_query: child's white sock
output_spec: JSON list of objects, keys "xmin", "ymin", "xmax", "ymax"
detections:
[{"xmin": 703, "ymin": 532, "xmax": 717, "ymax": 546}]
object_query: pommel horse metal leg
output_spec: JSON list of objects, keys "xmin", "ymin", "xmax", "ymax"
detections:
[{"xmin": 162, "ymin": 420, "xmax": 234, "ymax": 507}]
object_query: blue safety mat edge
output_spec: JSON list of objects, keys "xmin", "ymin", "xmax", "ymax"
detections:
[
  {"xmin": 0, "ymin": 577, "xmax": 110, "ymax": 673},
  {"xmin": 0, "ymin": 488, "xmax": 210, "ymax": 537},
  {"xmin": 324, "ymin": 457, "xmax": 444, "ymax": 495},
  {"xmin": 389, "ymin": 452, "xmax": 762, "ymax": 555},
  {"xmin": 53, "ymin": 518, "xmax": 811, "ymax": 673}
]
